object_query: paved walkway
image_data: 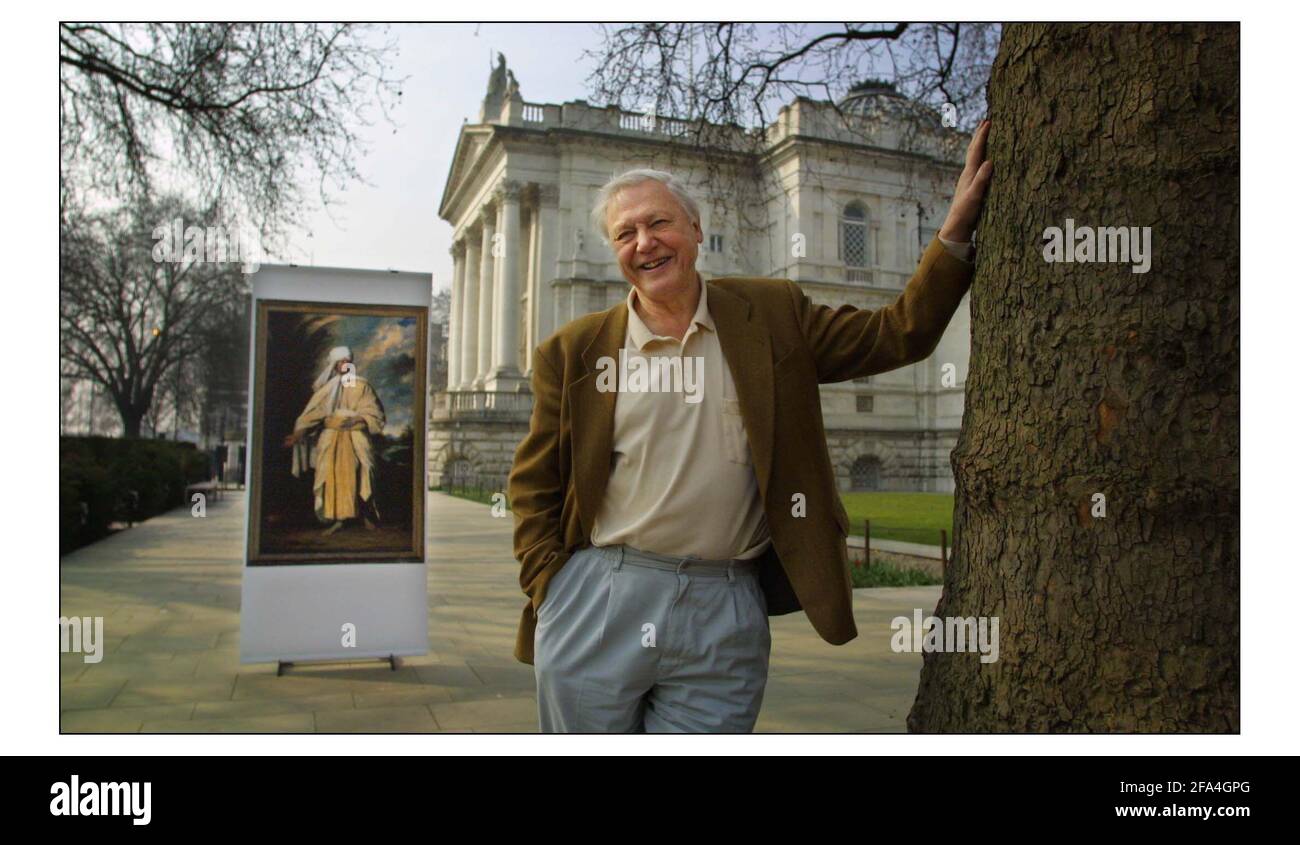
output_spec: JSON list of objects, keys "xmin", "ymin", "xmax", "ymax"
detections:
[{"xmin": 60, "ymin": 492, "xmax": 940, "ymax": 733}]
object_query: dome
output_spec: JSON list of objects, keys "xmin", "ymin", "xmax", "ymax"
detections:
[{"xmin": 837, "ymin": 79, "xmax": 909, "ymax": 118}]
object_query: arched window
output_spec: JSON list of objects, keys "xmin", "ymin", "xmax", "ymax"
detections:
[
  {"xmin": 840, "ymin": 202, "xmax": 869, "ymax": 281},
  {"xmin": 443, "ymin": 458, "xmax": 473, "ymax": 488},
  {"xmin": 850, "ymin": 455, "xmax": 882, "ymax": 491}
]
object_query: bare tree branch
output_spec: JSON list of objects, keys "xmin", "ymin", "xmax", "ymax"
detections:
[{"xmin": 59, "ymin": 23, "xmax": 405, "ymax": 242}]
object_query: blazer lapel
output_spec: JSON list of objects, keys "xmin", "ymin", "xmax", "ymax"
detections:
[
  {"xmin": 570, "ymin": 302, "xmax": 627, "ymax": 538},
  {"xmin": 707, "ymin": 282, "xmax": 776, "ymax": 499}
]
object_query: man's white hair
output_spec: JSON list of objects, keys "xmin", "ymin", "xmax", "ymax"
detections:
[{"xmin": 591, "ymin": 168, "xmax": 701, "ymax": 244}]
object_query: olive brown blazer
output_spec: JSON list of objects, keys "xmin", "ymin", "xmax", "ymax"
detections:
[{"xmin": 507, "ymin": 236, "xmax": 974, "ymax": 664}]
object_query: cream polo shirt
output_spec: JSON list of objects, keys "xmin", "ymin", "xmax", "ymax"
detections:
[
  {"xmin": 588, "ymin": 271, "xmax": 772, "ymax": 561},
  {"xmin": 587, "ymin": 238, "xmax": 973, "ymax": 561}
]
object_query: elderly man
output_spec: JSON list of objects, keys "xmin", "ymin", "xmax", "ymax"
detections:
[
  {"xmin": 509, "ymin": 122, "xmax": 993, "ymax": 732},
  {"xmin": 283, "ymin": 346, "xmax": 387, "ymax": 536}
]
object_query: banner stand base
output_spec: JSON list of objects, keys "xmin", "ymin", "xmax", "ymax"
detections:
[{"xmin": 276, "ymin": 655, "xmax": 399, "ymax": 677}]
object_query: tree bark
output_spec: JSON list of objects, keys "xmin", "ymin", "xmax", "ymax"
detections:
[{"xmin": 909, "ymin": 23, "xmax": 1239, "ymax": 732}]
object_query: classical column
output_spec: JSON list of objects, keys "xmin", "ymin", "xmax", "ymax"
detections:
[
  {"xmin": 490, "ymin": 201, "xmax": 503, "ymax": 377},
  {"xmin": 534, "ymin": 183, "xmax": 560, "ymax": 363},
  {"xmin": 489, "ymin": 180, "xmax": 524, "ymax": 388},
  {"xmin": 459, "ymin": 229, "xmax": 481, "ymax": 391},
  {"xmin": 474, "ymin": 205, "xmax": 496, "ymax": 389},
  {"xmin": 523, "ymin": 194, "xmax": 538, "ymax": 374},
  {"xmin": 447, "ymin": 240, "xmax": 465, "ymax": 390}
]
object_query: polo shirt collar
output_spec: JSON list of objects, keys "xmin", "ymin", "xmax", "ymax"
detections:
[{"xmin": 625, "ymin": 270, "xmax": 714, "ymax": 350}]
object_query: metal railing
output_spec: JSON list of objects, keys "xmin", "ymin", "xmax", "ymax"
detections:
[
  {"xmin": 850, "ymin": 519, "xmax": 951, "ymax": 569},
  {"xmin": 438, "ymin": 473, "xmax": 510, "ymax": 505}
]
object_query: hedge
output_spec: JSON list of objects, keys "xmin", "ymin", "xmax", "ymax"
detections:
[{"xmin": 60, "ymin": 436, "xmax": 210, "ymax": 554}]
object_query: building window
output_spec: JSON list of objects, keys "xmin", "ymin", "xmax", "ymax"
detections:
[
  {"xmin": 856, "ymin": 395, "xmax": 874, "ymax": 413},
  {"xmin": 840, "ymin": 203, "xmax": 869, "ymax": 276},
  {"xmin": 709, "ymin": 234, "xmax": 724, "ymax": 253},
  {"xmin": 850, "ymin": 456, "xmax": 882, "ymax": 491}
]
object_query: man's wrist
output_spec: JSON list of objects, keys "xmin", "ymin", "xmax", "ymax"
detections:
[
  {"xmin": 937, "ymin": 234, "xmax": 974, "ymax": 263},
  {"xmin": 938, "ymin": 222, "xmax": 971, "ymax": 242}
]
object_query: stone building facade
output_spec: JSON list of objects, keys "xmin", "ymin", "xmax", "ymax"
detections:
[{"xmin": 432, "ymin": 55, "xmax": 971, "ymax": 494}]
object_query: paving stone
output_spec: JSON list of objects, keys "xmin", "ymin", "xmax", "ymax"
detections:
[
  {"xmin": 113, "ymin": 677, "xmax": 236, "ymax": 707},
  {"xmin": 60, "ymin": 681, "xmax": 126, "ymax": 711},
  {"xmin": 431, "ymin": 695, "xmax": 538, "ymax": 731},
  {"xmin": 62, "ymin": 704, "xmax": 195, "ymax": 733},
  {"xmin": 353, "ymin": 685, "xmax": 456, "ymax": 709},
  {"xmin": 230, "ymin": 674, "xmax": 352, "ymax": 700},
  {"xmin": 466, "ymin": 660, "xmax": 538, "ymax": 691},
  {"xmin": 412, "ymin": 661, "xmax": 484, "ymax": 690},
  {"xmin": 755, "ymin": 693, "xmax": 905, "ymax": 733},
  {"xmin": 314, "ymin": 705, "xmax": 439, "ymax": 733},
  {"xmin": 192, "ymin": 693, "xmax": 355, "ymax": 720},
  {"xmin": 142, "ymin": 713, "xmax": 315, "ymax": 733}
]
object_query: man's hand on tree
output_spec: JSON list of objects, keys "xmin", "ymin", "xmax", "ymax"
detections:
[{"xmin": 937, "ymin": 119, "xmax": 993, "ymax": 244}]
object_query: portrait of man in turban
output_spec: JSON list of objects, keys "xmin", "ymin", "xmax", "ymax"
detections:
[{"xmin": 282, "ymin": 345, "xmax": 387, "ymax": 536}]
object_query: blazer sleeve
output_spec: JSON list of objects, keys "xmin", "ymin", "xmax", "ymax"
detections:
[
  {"xmin": 789, "ymin": 236, "xmax": 975, "ymax": 384},
  {"xmin": 507, "ymin": 345, "xmax": 569, "ymax": 610}
]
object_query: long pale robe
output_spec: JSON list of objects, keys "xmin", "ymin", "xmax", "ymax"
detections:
[{"xmin": 290, "ymin": 376, "xmax": 386, "ymax": 523}]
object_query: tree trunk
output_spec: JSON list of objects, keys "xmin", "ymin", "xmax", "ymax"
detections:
[
  {"xmin": 909, "ymin": 23, "xmax": 1239, "ymax": 732},
  {"xmin": 117, "ymin": 396, "xmax": 147, "ymax": 439}
]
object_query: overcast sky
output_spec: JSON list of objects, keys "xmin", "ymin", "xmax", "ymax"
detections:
[{"xmin": 277, "ymin": 23, "xmax": 606, "ymax": 292}]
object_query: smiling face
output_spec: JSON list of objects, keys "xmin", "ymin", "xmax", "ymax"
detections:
[{"xmin": 604, "ymin": 179, "xmax": 703, "ymax": 305}]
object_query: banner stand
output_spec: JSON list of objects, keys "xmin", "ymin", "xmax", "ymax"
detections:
[
  {"xmin": 240, "ymin": 265, "xmax": 432, "ymax": 666},
  {"xmin": 275, "ymin": 655, "xmax": 399, "ymax": 677}
]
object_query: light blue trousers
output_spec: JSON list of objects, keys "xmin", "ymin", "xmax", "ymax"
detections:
[{"xmin": 534, "ymin": 544, "xmax": 771, "ymax": 733}]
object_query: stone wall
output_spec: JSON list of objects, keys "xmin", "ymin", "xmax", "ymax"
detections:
[
  {"xmin": 427, "ymin": 418, "xmax": 530, "ymax": 491},
  {"xmin": 826, "ymin": 428, "xmax": 960, "ymax": 493}
]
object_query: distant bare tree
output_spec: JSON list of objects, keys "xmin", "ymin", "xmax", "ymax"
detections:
[
  {"xmin": 431, "ymin": 287, "xmax": 452, "ymax": 326},
  {"xmin": 60, "ymin": 195, "xmax": 248, "ymax": 438},
  {"xmin": 429, "ymin": 287, "xmax": 451, "ymax": 393},
  {"xmin": 59, "ymin": 23, "xmax": 404, "ymax": 240}
]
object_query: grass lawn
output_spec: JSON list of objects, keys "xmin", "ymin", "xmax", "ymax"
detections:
[{"xmin": 839, "ymin": 492, "xmax": 954, "ymax": 546}]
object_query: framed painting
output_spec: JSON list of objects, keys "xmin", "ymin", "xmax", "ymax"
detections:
[{"xmin": 247, "ymin": 299, "xmax": 427, "ymax": 564}]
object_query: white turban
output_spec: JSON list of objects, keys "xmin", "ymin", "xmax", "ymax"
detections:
[{"xmin": 314, "ymin": 345, "xmax": 353, "ymax": 390}]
